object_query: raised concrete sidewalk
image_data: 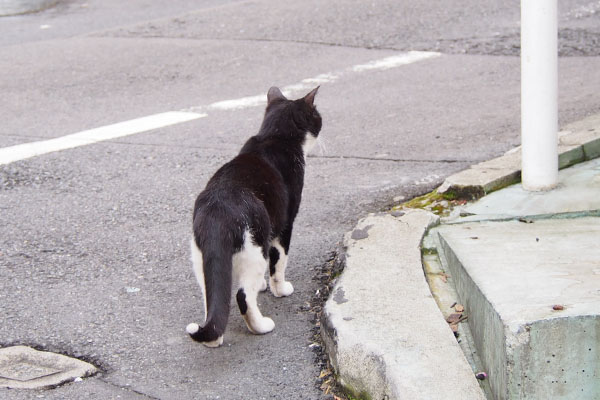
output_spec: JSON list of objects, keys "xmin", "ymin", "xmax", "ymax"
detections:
[
  {"xmin": 321, "ymin": 211, "xmax": 486, "ymax": 400},
  {"xmin": 321, "ymin": 113, "xmax": 600, "ymax": 400}
]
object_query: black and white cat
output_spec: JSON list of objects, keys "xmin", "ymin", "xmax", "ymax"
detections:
[{"xmin": 186, "ymin": 86, "xmax": 322, "ymax": 347}]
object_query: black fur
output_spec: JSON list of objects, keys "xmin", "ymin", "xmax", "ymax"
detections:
[
  {"xmin": 269, "ymin": 247, "xmax": 280, "ymax": 276},
  {"xmin": 236, "ymin": 289, "xmax": 248, "ymax": 315},
  {"xmin": 188, "ymin": 87, "xmax": 321, "ymax": 343}
]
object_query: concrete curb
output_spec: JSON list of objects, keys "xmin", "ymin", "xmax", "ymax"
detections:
[
  {"xmin": 438, "ymin": 113, "xmax": 600, "ymax": 199},
  {"xmin": 321, "ymin": 211, "xmax": 486, "ymax": 400},
  {"xmin": 435, "ymin": 217, "xmax": 600, "ymax": 399},
  {"xmin": 320, "ymin": 113, "xmax": 600, "ymax": 400}
]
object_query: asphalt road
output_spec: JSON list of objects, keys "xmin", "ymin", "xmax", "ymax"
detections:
[{"xmin": 1, "ymin": 1, "xmax": 599, "ymax": 399}]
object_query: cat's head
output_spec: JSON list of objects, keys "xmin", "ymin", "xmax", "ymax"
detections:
[{"xmin": 265, "ymin": 86, "xmax": 322, "ymax": 154}]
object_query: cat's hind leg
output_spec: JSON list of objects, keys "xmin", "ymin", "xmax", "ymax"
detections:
[
  {"xmin": 268, "ymin": 238, "xmax": 294, "ymax": 297},
  {"xmin": 259, "ymin": 277, "xmax": 268, "ymax": 292},
  {"xmin": 233, "ymin": 232, "xmax": 275, "ymax": 335}
]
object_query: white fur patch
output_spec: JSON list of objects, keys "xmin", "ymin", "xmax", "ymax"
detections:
[
  {"xmin": 269, "ymin": 238, "xmax": 294, "ymax": 297},
  {"xmin": 190, "ymin": 238, "xmax": 207, "ymax": 319},
  {"xmin": 232, "ymin": 231, "xmax": 266, "ymax": 291},
  {"xmin": 202, "ymin": 336, "xmax": 224, "ymax": 348},
  {"xmin": 233, "ymin": 231, "xmax": 275, "ymax": 335},
  {"xmin": 186, "ymin": 323, "xmax": 200, "ymax": 335},
  {"xmin": 303, "ymin": 132, "xmax": 317, "ymax": 157}
]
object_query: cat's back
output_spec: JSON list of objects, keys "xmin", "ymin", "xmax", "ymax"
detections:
[
  {"xmin": 194, "ymin": 144, "xmax": 288, "ymax": 232},
  {"xmin": 207, "ymin": 145, "xmax": 284, "ymax": 193}
]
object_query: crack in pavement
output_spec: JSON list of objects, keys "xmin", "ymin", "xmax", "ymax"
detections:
[{"xmin": 97, "ymin": 377, "xmax": 163, "ymax": 400}]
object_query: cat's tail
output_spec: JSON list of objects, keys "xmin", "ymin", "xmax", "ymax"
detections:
[{"xmin": 186, "ymin": 237, "xmax": 233, "ymax": 348}]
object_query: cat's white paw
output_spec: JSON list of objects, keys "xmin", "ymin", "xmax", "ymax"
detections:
[
  {"xmin": 252, "ymin": 317, "xmax": 275, "ymax": 334},
  {"xmin": 270, "ymin": 278, "xmax": 294, "ymax": 297},
  {"xmin": 244, "ymin": 314, "xmax": 275, "ymax": 335},
  {"xmin": 202, "ymin": 336, "xmax": 224, "ymax": 348}
]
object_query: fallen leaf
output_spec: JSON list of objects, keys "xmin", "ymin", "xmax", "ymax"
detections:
[
  {"xmin": 319, "ymin": 369, "xmax": 332, "ymax": 379},
  {"xmin": 446, "ymin": 313, "xmax": 462, "ymax": 324},
  {"xmin": 552, "ymin": 304, "xmax": 564, "ymax": 311},
  {"xmin": 455, "ymin": 304, "xmax": 464, "ymax": 313}
]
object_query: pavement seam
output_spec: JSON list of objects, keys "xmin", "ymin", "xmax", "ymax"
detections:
[
  {"xmin": 90, "ymin": 33, "xmax": 405, "ymax": 53},
  {"xmin": 308, "ymin": 154, "xmax": 472, "ymax": 163},
  {"xmin": 97, "ymin": 377, "xmax": 163, "ymax": 400}
]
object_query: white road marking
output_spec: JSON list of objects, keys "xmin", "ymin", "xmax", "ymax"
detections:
[
  {"xmin": 208, "ymin": 95, "xmax": 265, "ymax": 111},
  {"xmin": 352, "ymin": 51, "xmax": 440, "ymax": 72},
  {"xmin": 0, "ymin": 51, "xmax": 440, "ymax": 165},
  {"xmin": 0, "ymin": 111, "xmax": 205, "ymax": 165},
  {"xmin": 203, "ymin": 51, "xmax": 440, "ymax": 112}
]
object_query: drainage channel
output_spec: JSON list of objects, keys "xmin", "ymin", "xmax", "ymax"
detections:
[
  {"xmin": 421, "ymin": 230, "xmax": 494, "ymax": 399},
  {"xmin": 0, "ymin": 346, "xmax": 98, "ymax": 390}
]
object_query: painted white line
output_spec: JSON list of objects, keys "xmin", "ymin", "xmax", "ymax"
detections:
[
  {"xmin": 204, "ymin": 51, "xmax": 441, "ymax": 112},
  {"xmin": 352, "ymin": 51, "xmax": 441, "ymax": 72},
  {"xmin": 208, "ymin": 95, "xmax": 265, "ymax": 111},
  {"xmin": 0, "ymin": 111, "xmax": 205, "ymax": 165},
  {"xmin": 0, "ymin": 51, "xmax": 440, "ymax": 165}
]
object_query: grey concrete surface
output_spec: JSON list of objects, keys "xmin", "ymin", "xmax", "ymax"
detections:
[
  {"xmin": 319, "ymin": 120, "xmax": 600, "ymax": 400},
  {"xmin": 321, "ymin": 211, "xmax": 486, "ymax": 400},
  {"xmin": 431, "ymin": 156, "xmax": 600, "ymax": 399},
  {"xmin": 461, "ymin": 157, "xmax": 600, "ymax": 219},
  {"xmin": 0, "ymin": 346, "xmax": 97, "ymax": 389},
  {"xmin": 1, "ymin": 1, "xmax": 600, "ymax": 399},
  {"xmin": 437, "ymin": 216, "xmax": 600, "ymax": 400}
]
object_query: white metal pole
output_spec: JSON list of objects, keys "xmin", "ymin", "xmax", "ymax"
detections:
[{"xmin": 521, "ymin": 0, "xmax": 558, "ymax": 191}]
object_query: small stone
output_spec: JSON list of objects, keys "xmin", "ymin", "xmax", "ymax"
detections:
[{"xmin": 552, "ymin": 304, "xmax": 564, "ymax": 311}]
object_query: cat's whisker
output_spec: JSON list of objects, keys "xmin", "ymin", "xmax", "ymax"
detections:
[{"xmin": 316, "ymin": 136, "xmax": 327, "ymax": 156}]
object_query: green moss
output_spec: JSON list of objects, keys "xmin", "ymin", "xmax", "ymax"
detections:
[
  {"xmin": 421, "ymin": 247, "xmax": 438, "ymax": 256},
  {"xmin": 393, "ymin": 190, "xmax": 439, "ymax": 210},
  {"xmin": 441, "ymin": 190, "xmax": 458, "ymax": 201},
  {"xmin": 392, "ymin": 190, "xmax": 450, "ymax": 216},
  {"xmin": 391, "ymin": 188, "xmax": 472, "ymax": 217},
  {"xmin": 342, "ymin": 386, "xmax": 373, "ymax": 400}
]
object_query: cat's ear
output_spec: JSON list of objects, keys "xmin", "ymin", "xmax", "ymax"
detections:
[
  {"xmin": 303, "ymin": 86, "xmax": 320, "ymax": 107},
  {"xmin": 267, "ymin": 87, "xmax": 287, "ymax": 105}
]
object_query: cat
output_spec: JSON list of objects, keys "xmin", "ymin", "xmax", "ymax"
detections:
[{"xmin": 186, "ymin": 86, "xmax": 322, "ymax": 347}]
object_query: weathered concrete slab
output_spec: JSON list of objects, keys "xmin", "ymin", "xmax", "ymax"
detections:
[
  {"xmin": 437, "ymin": 217, "xmax": 600, "ymax": 400},
  {"xmin": 457, "ymin": 157, "xmax": 600, "ymax": 221},
  {"xmin": 0, "ymin": 346, "xmax": 97, "ymax": 389},
  {"xmin": 321, "ymin": 211, "xmax": 485, "ymax": 400}
]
